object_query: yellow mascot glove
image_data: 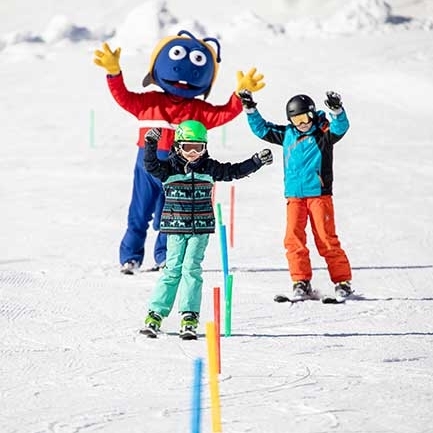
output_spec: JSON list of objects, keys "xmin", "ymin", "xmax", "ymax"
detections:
[
  {"xmin": 236, "ymin": 67, "xmax": 265, "ymax": 94},
  {"xmin": 93, "ymin": 42, "xmax": 121, "ymax": 75}
]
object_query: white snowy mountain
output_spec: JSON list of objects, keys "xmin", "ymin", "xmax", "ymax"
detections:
[{"xmin": 1, "ymin": 0, "xmax": 432, "ymax": 52}]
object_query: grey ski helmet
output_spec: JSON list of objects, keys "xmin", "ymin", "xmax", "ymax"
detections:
[{"xmin": 286, "ymin": 94, "xmax": 316, "ymax": 120}]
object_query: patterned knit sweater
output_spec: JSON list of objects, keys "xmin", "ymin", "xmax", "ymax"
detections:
[{"xmin": 144, "ymin": 143, "xmax": 263, "ymax": 234}]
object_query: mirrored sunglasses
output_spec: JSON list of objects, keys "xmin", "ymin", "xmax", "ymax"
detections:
[
  {"xmin": 290, "ymin": 112, "xmax": 313, "ymax": 126},
  {"xmin": 178, "ymin": 141, "xmax": 207, "ymax": 153}
]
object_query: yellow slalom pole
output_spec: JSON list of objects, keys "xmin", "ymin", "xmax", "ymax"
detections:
[{"xmin": 206, "ymin": 322, "xmax": 222, "ymax": 432}]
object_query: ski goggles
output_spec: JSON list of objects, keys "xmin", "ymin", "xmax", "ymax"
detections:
[
  {"xmin": 178, "ymin": 141, "xmax": 207, "ymax": 154},
  {"xmin": 289, "ymin": 112, "xmax": 313, "ymax": 126}
]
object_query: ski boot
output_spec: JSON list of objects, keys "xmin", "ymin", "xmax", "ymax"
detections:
[
  {"xmin": 121, "ymin": 260, "xmax": 139, "ymax": 275},
  {"xmin": 140, "ymin": 311, "xmax": 163, "ymax": 338},
  {"xmin": 335, "ymin": 281, "xmax": 354, "ymax": 301},
  {"xmin": 147, "ymin": 261, "xmax": 166, "ymax": 272},
  {"xmin": 292, "ymin": 280, "xmax": 314, "ymax": 300},
  {"xmin": 179, "ymin": 312, "xmax": 199, "ymax": 340}
]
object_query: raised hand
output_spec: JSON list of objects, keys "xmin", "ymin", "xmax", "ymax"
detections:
[
  {"xmin": 324, "ymin": 91, "xmax": 343, "ymax": 111},
  {"xmin": 238, "ymin": 90, "xmax": 257, "ymax": 113},
  {"xmin": 93, "ymin": 42, "xmax": 121, "ymax": 75},
  {"xmin": 144, "ymin": 128, "xmax": 162, "ymax": 147},
  {"xmin": 236, "ymin": 67, "xmax": 265, "ymax": 94},
  {"xmin": 253, "ymin": 148, "xmax": 273, "ymax": 166}
]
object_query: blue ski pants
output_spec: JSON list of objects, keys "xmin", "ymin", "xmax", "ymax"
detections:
[{"xmin": 119, "ymin": 147, "xmax": 167, "ymax": 266}]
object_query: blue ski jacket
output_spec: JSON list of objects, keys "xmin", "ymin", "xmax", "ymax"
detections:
[{"xmin": 246, "ymin": 109, "xmax": 349, "ymax": 198}]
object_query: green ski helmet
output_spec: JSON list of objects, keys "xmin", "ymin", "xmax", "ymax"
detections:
[{"xmin": 175, "ymin": 120, "xmax": 208, "ymax": 142}]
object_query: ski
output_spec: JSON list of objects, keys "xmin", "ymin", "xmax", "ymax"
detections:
[
  {"xmin": 138, "ymin": 328, "xmax": 198, "ymax": 340},
  {"xmin": 145, "ymin": 263, "xmax": 166, "ymax": 272},
  {"xmin": 179, "ymin": 331, "xmax": 198, "ymax": 341},
  {"xmin": 144, "ymin": 267, "xmax": 160, "ymax": 272},
  {"xmin": 321, "ymin": 296, "xmax": 346, "ymax": 304},
  {"xmin": 274, "ymin": 292, "xmax": 321, "ymax": 304},
  {"xmin": 121, "ymin": 268, "xmax": 135, "ymax": 275},
  {"xmin": 122, "ymin": 266, "xmax": 163, "ymax": 274},
  {"xmin": 322, "ymin": 291, "xmax": 359, "ymax": 304},
  {"xmin": 274, "ymin": 293, "xmax": 350, "ymax": 304},
  {"xmin": 139, "ymin": 327, "xmax": 158, "ymax": 338}
]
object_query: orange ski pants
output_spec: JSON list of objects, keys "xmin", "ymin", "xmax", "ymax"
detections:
[{"xmin": 284, "ymin": 196, "xmax": 352, "ymax": 283}]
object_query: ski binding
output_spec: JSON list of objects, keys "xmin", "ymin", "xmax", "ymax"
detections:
[{"xmin": 274, "ymin": 291, "xmax": 321, "ymax": 304}]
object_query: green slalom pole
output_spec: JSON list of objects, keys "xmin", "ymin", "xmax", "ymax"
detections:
[
  {"xmin": 224, "ymin": 274, "xmax": 233, "ymax": 337},
  {"xmin": 216, "ymin": 202, "xmax": 223, "ymax": 226}
]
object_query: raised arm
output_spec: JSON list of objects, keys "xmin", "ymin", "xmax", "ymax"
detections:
[
  {"xmin": 143, "ymin": 128, "xmax": 172, "ymax": 181},
  {"xmin": 324, "ymin": 91, "xmax": 350, "ymax": 143},
  {"xmin": 198, "ymin": 67, "xmax": 266, "ymax": 128},
  {"xmin": 207, "ymin": 149, "xmax": 273, "ymax": 182},
  {"xmin": 238, "ymin": 90, "xmax": 286, "ymax": 146}
]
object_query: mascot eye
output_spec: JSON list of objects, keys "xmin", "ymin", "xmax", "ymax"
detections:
[
  {"xmin": 168, "ymin": 46, "xmax": 187, "ymax": 60},
  {"xmin": 189, "ymin": 50, "xmax": 207, "ymax": 66}
]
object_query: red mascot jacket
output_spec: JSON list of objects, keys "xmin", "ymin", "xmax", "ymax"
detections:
[{"xmin": 107, "ymin": 73, "xmax": 242, "ymax": 152}]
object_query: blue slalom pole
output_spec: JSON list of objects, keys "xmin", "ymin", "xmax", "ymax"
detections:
[
  {"xmin": 219, "ymin": 224, "xmax": 229, "ymax": 296},
  {"xmin": 191, "ymin": 358, "xmax": 203, "ymax": 433}
]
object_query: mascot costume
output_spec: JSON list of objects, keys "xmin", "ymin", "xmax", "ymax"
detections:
[{"xmin": 94, "ymin": 30, "xmax": 264, "ymax": 274}]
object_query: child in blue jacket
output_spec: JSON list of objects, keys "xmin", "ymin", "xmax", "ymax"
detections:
[{"xmin": 239, "ymin": 90, "xmax": 353, "ymax": 301}]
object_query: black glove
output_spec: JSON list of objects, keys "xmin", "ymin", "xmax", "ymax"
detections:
[
  {"xmin": 324, "ymin": 91, "xmax": 343, "ymax": 111},
  {"xmin": 253, "ymin": 148, "xmax": 273, "ymax": 167},
  {"xmin": 238, "ymin": 90, "xmax": 257, "ymax": 113},
  {"xmin": 145, "ymin": 127, "xmax": 162, "ymax": 148}
]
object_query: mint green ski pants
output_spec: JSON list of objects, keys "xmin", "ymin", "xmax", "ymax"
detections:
[{"xmin": 148, "ymin": 233, "xmax": 210, "ymax": 317}]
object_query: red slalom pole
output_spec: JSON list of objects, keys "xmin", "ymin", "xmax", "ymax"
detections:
[
  {"xmin": 213, "ymin": 287, "xmax": 221, "ymax": 374},
  {"xmin": 229, "ymin": 185, "xmax": 235, "ymax": 248}
]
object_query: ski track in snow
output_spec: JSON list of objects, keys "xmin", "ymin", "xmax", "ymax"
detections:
[{"xmin": 1, "ymin": 266, "xmax": 433, "ymax": 432}]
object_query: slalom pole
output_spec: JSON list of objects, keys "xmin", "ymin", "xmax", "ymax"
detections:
[
  {"xmin": 89, "ymin": 108, "xmax": 95, "ymax": 148},
  {"xmin": 191, "ymin": 358, "xmax": 203, "ymax": 433},
  {"xmin": 213, "ymin": 287, "xmax": 221, "ymax": 374},
  {"xmin": 206, "ymin": 322, "xmax": 222, "ymax": 433},
  {"xmin": 216, "ymin": 202, "xmax": 223, "ymax": 226},
  {"xmin": 219, "ymin": 224, "xmax": 229, "ymax": 295},
  {"xmin": 224, "ymin": 274, "xmax": 233, "ymax": 337},
  {"xmin": 216, "ymin": 203, "xmax": 229, "ymax": 295},
  {"xmin": 229, "ymin": 185, "xmax": 235, "ymax": 248}
]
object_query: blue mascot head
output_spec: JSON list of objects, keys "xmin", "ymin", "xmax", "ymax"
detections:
[{"xmin": 142, "ymin": 30, "xmax": 221, "ymax": 100}]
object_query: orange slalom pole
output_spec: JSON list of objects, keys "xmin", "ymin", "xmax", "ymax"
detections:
[
  {"xmin": 229, "ymin": 185, "xmax": 235, "ymax": 248},
  {"xmin": 213, "ymin": 287, "xmax": 221, "ymax": 374},
  {"xmin": 206, "ymin": 322, "xmax": 222, "ymax": 433}
]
